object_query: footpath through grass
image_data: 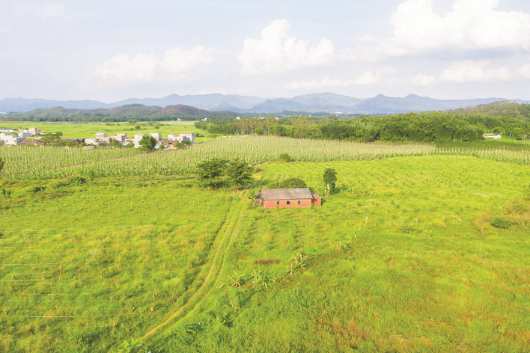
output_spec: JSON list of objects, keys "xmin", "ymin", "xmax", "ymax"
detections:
[
  {"xmin": 0, "ymin": 155, "xmax": 529, "ymax": 352},
  {"xmin": 146, "ymin": 156, "xmax": 530, "ymax": 352}
]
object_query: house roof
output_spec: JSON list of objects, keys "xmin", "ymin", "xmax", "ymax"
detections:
[{"xmin": 259, "ymin": 188, "xmax": 314, "ymax": 200}]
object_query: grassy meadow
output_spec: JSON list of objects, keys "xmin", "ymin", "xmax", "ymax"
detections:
[
  {"xmin": 0, "ymin": 121, "xmax": 210, "ymax": 142},
  {"xmin": 1, "ymin": 137, "xmax": 530, "ymax": 352}
]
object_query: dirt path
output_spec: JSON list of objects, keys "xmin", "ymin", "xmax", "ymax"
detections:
[{"xmin": 137, "ymin": 194, "xmax": 247, "ymax": 342}]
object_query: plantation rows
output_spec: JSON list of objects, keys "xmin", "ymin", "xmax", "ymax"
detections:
[
  {"xmin": 0, "ymin": 137, "xmax": 434, "ymax": 179},
  {"xmin": 2, "ymin": 136, "xmax": 530, "ymax": 180}
]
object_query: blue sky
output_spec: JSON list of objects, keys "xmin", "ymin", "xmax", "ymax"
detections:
[{"xmin": 2, "ymin": 0, "xmax": 530, "ymax": 102}]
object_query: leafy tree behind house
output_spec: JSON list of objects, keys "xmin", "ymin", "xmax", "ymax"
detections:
[
  {"xmin": 139, "ymin": 135, "xmax": 157, "ymax": 151},
  {"xmin": 268, "ymin": 178, "xmax": 307, "ymax": 189}
]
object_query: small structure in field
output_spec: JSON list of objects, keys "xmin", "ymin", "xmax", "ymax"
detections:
[
  {"xmin": 256, "ymin": 188, "xmax": 321, "ymax": 209},
  {"xmin": 82, "ymin": 146, "xmax": 98, "ymax": 150},
  {"xmin": 483, "ymin": 133, "xmax": 501, "ymax": 139}
]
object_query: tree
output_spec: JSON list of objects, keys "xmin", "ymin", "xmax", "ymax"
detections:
[
  {"xmin": 278, "ymin": 153, "xmax": 292, "ymax": 162},
  {"xmin": 323, "ymin": 168, "xmax": 337, "ymax": 196},
  {"xmin": 42, "ymin": 132, "xmax": 63, "ymax": 145},
  {"xmin": 513, "ymin": 127, "xmax": 525, "ymax": 140},
  {"xmin": 225, "ymin": 158, "xmax": 253, "ymax": 189},
  {"xmin": 196, "ymin": 158, "xmax": 229, "ymax": 188},
  {"xmin": 138, "ymin": 135, "xmax": 157, "ymax": 151}
]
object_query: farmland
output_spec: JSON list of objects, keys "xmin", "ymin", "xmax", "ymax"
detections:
[
  {"xmin": 0, "ymin": 137, "xmax": 530, "ymax": 352},
  {"xmin": 0, "ymin": 121, "xmax": 208, "ymax": 142}
]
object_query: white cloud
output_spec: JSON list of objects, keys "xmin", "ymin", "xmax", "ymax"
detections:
[
  {"xmin": 14, "ymin": 2, "xmax": 101, "ymax": 21},
  {"xmin": 440, "ymin": 60, "xmax": 511, "ymax": 83},
  {"xmin": 519, "ymin": 64, "xmax": 530, "ymax": 79},
  {"xmin": 160, "ymin": 46, "xmax": 215, "ymax": 74},
  {"xmin": 94, "ymin": 46, "xmax": 217, "ymax": 84},
  {"xmin": 354, "ymin": 67, "xmax": 396, "ymax": 85},
  {"xmin": 285, "ymin": 77, "xmax": 354, "ymax": 90},
  {"xmin": 410, "ymin": 74, "xmax": 438, "ymax": 86},
  {"xmin": 238, "ymin": 19, "xmax": 335, "ymax": 75},
  {"xmin": 95, "ymin": 53, "xmax": 159, "ymax": 82},
  {"xmin": 285, "ymin": 67, "xmax": 395, "ymax": 90},
  {"xmin": 354, "ymin": 0, "xmax": 530, "ymax": 61},
  {"xmin": 0, "ymin": 26, "xmax": 10, "ymax": 34}
]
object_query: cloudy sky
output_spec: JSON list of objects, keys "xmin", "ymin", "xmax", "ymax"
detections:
[{"xmin": 2, "ymin": 0, "xmax": 530, "ymax": 102}]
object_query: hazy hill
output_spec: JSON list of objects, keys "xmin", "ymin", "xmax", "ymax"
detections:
[
  {"xmin": 153, "ymin": 104, "xmax": 206, "ymax": 115},
  {"xmin": 2, "ymin": 92, "xmax": 529, "ymax": 115}
]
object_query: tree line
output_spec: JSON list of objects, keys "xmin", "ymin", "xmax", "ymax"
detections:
[{"xmin": 195, "ymin": 113, "xmax": 530, "ymax": 142}]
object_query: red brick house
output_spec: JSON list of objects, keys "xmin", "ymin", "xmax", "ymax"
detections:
[{"xmin": 256, "ymin": 188, "xmax": 321, "ymax": 209}]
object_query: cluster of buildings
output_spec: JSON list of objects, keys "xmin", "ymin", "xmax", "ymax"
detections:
[
  {"xmin": 85, "ymin": 132, "xmax": 195, "ymax": 148},
  {"xmin": 0, "ymin": 128, "xmax": 41, "ymax": 146}
]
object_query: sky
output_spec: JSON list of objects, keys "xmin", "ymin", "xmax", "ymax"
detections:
[{"xmin": 2, "ymin": 0, "xmax": 530, "ymax": 102}]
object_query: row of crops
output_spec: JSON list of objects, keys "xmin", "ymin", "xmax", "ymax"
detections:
[{"xmin": 1, "ymin": 136, "xmax": 530, "ymax": 179}]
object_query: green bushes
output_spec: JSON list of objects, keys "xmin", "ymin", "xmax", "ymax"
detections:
[
  {"xmin": 268, "ymin": 177, "xmax": 307, "ymax": 189},
  {"xmin": 490, "ymin": 216, "xmax": 512, "ymax": 229}
]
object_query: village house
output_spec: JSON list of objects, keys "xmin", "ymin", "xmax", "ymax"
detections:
[
  {"xmin": 256, "ymin": 188, "xmax": 321, "ymax": 209},
  {"xmin": 168, "ymin": 133, "xmax": 195, "ymax": 144},
  {"xmin": 483, "ymin": 133, "xmax": 501, "ymax": 139}
]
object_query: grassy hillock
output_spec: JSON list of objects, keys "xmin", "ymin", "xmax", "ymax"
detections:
[
  {"xmin": 0, "ymin": 137, "xmax": 530, "ymax": 351},
  {"xmin": 449, "ymin": 100, "xmax": 530, "ymax": 121}
]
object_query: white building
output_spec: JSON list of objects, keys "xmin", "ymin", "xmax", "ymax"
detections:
[
  {"xmin": 4, "ymin": 136, "xmax": 24, "ymax": 145},
  {"xmin": 18, "ymin": 132, "xmax": 32, "ymax": 138},
  {"xmin": 168, "ymin": 133, "xmax": 195, "ymax": 144},
  {"xmin": 28, "ymin": 128, "xmax": 41, "ymax": 135},
  {"xmin": 85, "ymin": 138, "xmax": 98, "ymax": 146},
  {"xmin": 150, "ymin": 133, "xmax": 162, "ymax": 140},
  {"xmin": 95, "ymin": 132, "xmax": 107, "ymax": 140}
]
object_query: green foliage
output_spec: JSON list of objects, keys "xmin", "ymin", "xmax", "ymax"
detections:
[
  {"xmin": 196, "ymin": 158, "xmax": 229, "ymax": 188},
  {"xmin": 138, "ymin": 135, "xmax": 157, "ymax": 151},
  {"xmin": 278, "ymin": 153, "xmax": 292, "ymax": 162},
  {"xmin": 0, "ymin": 157, "xmax": 4, "ymax": 174},
  {"xmin": 268, "ymin": 177, "xmax": 307, "ymax": 189},
  {"xmin": 490, "ymin": 216, "xmax": 511, "ymax": 229},
  {"xmin": 323, "ymin": 168, "xmax": 337, "ymax": 194},
  {"xmin": 41, "ymin": 131, "xmax": 63, "ymax": 145},
  {"xmin": 225, "ymin": 158, "xmax": 253, "ymax": 188}
]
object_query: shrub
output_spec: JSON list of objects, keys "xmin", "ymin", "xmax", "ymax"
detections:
[
  {"xmin": 490, "ymin": 216, "xmax": 511, "ymax": 229},
  {"xmin": 278, "ymin": 153, "xmax": 292, "ymax": 162},
  {"xmin": 268, "ymin": 178, "xmax": 307, "ymax": 189}
]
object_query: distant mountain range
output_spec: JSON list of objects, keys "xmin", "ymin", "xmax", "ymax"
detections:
[{"xmin": 0, "ymin": 93, "xmax": 528, "ymax": 115}]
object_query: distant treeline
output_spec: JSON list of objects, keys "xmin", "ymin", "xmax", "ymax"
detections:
[
  {"xmin": 0, "ymin": 113, "xmax": 239, "ymax": 123},
  {"xmin": 195, "ymin": 113, "xmax": 530, "ymax": 142},
  {"xmin": 449, "ymin": 101, "xmax": 530, "ymax": 121}
]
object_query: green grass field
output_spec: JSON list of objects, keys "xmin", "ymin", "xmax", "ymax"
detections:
[
  {"xmin": 0, "ymin": 121, "xmax": 210, "ymax": 142},
  {"xmin": 1, "ymin": 138, "xmax": 530, "ymax": 352}
]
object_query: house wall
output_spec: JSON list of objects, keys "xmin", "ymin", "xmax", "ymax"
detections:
[
  {"xmin": 312, "ymin": 196, "xmax": 322, "ymax": 206},
  {"xmin": 263, "ymin": 199, "xmax": 313, "ymax": 209}
]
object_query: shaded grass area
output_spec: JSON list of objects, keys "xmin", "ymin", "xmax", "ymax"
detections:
[{"xmin": 146, "ymin": 156, "xmax": 530, "ymax": 352}]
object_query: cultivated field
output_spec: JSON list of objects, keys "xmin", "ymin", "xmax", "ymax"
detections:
[
  {"xmin": 0, "ymin": 137, "xmax": 529, "ymax": 352},
  {"xmin": 0, "ymin": 121, "xmax": 208, "ymax": 142}
]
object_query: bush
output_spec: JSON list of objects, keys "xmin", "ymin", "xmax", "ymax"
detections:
[
  {"xmin": 490, "ymin": 216, "xmax": 511, "ymax": 229},
  {"xmin": 278, "ymin": 153, "xmax": 292, "ymax": 162},
  {"xmin": 268, "ymin": 178, "xmax": 307, "ymax": 189}
]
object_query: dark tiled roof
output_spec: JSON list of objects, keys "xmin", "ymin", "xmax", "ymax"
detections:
[{"xmin": 259, "ymin": 188, "xmax": 313, "ymax": 200}]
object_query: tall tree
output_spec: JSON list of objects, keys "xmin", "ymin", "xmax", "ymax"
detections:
[
  {"xmin": 323, "ymin": 168, "xmax": 337, "ymax": 196},
  {"xmin": 196, "ymin": 158, "xmax": 228, "ymax": 188},
  {"xmin": 139, "ymin": 135, "xmax": 157, "ymax": 151},
  {"xmin": 225, "ymin": 158, "xmax": 253, "ymax": 189}
]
